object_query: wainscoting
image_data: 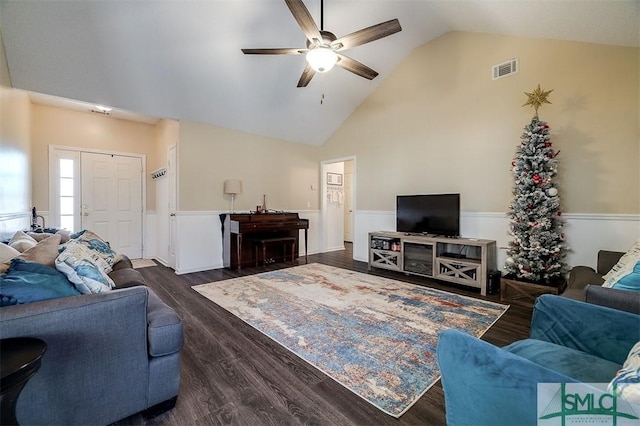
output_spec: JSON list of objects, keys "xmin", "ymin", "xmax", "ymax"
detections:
[
  {"xmin": 353, "ymin": 211, "xmax": 639, "ymax": 270},
  {"xmin": 8, "ymin": 210, "xmax": 636, "ymax": 274},
  {"xmin": 172, "ymin": 210, "xmax": 322, "ymax": 275},
  {"xmin": 0, "ymin": 212, "xmax": 30, "ymax": 241}
]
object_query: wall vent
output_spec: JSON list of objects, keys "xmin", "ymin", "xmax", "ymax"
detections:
[
  {"xmin": 90, "ymin": 109, "xmax": 111, "ymax": 116},
  {"xmin": 492, "ymin": 58, "xmax": 518, "ymax": 80}
]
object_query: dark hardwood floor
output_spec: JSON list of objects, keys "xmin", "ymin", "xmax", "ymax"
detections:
[{"xmin": 116, "ymin": 243, "xmax": 533, "ymax": 426}]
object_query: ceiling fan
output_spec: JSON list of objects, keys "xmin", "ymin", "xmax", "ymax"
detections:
[{"xmin": 241, "ymin": 0, "xmax": 402, "ymax": 87}]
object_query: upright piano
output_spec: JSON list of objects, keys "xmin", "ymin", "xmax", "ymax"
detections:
[{"xmin": 221, "ymin": 212, "xmax": 309, "ymax": 270}]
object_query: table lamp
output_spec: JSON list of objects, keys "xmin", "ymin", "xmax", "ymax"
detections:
[{"xmin": 224, "ymin": 179, "xmax": 242, "ymax": 213}]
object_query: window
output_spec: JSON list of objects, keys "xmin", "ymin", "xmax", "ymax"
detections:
[{"xmin": 49, "ymin": 149, "xmax": 80, "ymax": 232}]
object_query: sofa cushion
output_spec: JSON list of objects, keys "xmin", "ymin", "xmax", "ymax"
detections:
[
  {"xmin": 8, "ymin": 231, "xmax": 37, "ymax": 253},
  {"xmin": 108, "ymin": 268, "xmax": 146, "ymax": 289},
  {"xmin": 503, "ymin": 338, "xmax": 621, "ymax": 383},
  {"xmin": 610, "ymin": 341, "xmax": 640, "ymax": 404},
  {"xmin": 56, "ymin": 242, "xmax": 115, "ymax": 294},
  {"xmin": 147, "ymin": 289, "xmax": 184, "ymax": 357},
  {"xmin": 0, "ymin": 258, "xmax": 81, "ymax": 306},
  {"xmin": 603, "ymin": 239, "xmax": 640, "ymax": 291}
]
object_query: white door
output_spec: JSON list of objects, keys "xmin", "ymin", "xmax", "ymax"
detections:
[
  {"xmin": 81, "ymin": 152, "xmax": 143, "ymax": 258},
  {"xmin": 344, "ymin": 171, "xmax": 353, "ymax": 242},
  {"xmin": 168, "ymin": 145, "xmax": 177, "ymax": 269}
]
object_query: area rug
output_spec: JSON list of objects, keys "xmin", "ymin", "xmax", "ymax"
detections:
[
  {"xmin": 192, "ymin": 263, "xmax": 508, "ymax": 417},
  {"xmin": 131, "ymin": 258, "xmax": 157, "ymax": 269}
]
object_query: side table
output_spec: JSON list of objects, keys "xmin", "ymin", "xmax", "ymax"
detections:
[
  {"xmin": 1, "ymin": 338, "xmax": 47, "ymax": 425},
  {"xmin": 500, "ymin": 276, "xmax": 567, "ymax": 308}
]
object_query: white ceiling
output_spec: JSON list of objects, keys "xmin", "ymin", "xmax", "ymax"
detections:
[{"xmin": 1, "ymin": 0, "xmax": 638, "ymax": 145}]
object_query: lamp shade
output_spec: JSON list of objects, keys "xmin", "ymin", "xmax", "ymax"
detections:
[
  {"xmin": 306, "ymin": 47, "xmax": 338, "ymax": 73},
  {"xmin": 224, "ymin": 179, "xmax": 242, "ymax": 195}
]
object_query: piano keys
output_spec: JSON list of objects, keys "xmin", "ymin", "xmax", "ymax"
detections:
[{"xmin": 220, "ymin": 212, "xmax": 309, "ymax": 270}]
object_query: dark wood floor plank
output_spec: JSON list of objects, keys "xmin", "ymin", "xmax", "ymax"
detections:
[{"xmin": 114, "ymin": 243, "xmax": 532, "ymax": 425}]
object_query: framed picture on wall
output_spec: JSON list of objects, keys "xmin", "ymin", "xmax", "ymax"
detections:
[{"xmin": 327, "ymin": 172, "xmax": 343, "ymax": 186}]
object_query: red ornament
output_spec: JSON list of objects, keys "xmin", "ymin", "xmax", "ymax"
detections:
[
  {"xmin": 545, "ymin": 142, "xmax": 551, "ymax": 147},
  {"xmin": 511, "ymin": 161, "xmax": 516, "ymax": 166},
  {"xmin": 557, "ymin": 211, "xmax": 562, "ymax": 216}
]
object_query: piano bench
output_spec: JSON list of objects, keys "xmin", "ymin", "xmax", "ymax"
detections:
[{"xmin": 254, "ymin": 237, "xmax": 296, "ymax": 267}]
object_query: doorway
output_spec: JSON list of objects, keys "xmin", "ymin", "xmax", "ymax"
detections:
[
  {"xmin": 80, "ymin": 152, "xmax": 143, "ymax": 258},
  {"xmin": 320, "ymin": 157, "xmax": 355, "ymax": 253},
  {"xmin": 49, "ymin": 147, "xmax": 144, "ymax": 259}
]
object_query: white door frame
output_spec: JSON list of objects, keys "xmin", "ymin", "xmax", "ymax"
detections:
[
  {"xmin": 168, "ymin": 144, "xmax": 177, "ymax": 269},
  {"xmin": 320, "ymin": 155, "xmax": 356, "ymax": 254},
  {"xmin": 48, "ymin": 145, "xmax": 146, "ymax": 253}
]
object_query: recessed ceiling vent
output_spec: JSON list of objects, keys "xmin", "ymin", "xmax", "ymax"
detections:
[
  {"xmin": 90, "ymin": 109, "xmax": 111, "ymax": 116},
  {"xmin": 492, "ymin": 58, "xmax": 518, "ymax": 80}
]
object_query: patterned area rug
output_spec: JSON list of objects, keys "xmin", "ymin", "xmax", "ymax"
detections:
[{"xmin": 192, "ymin": 263, "xmax": 508, "ymax": 417}]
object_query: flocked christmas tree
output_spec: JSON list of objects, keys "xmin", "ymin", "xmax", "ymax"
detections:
[{"xmin": 504, "ymin": 84, "xmax": 568, "ymax": 284}]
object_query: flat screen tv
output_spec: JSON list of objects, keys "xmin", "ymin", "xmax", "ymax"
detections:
[{"xmin": 396, "ymin": 194, "xmax": 460, "ymax": 237}]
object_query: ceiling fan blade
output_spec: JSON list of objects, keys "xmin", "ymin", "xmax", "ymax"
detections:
[
  {"xmin": 332, "ymin": 19, "xmax": 402, "ymax": 51},
  {"xmin": 335, "ymin": 54, "xmax": 378, "ymax": 80},
  {"xmin": 284, "ymin": 0, "xmax": 322, "ymax": 45},
  {"xmin": 241, "ymin": 48, "xmax": 307, "ymax": 55},
  {"xmin": 297, "ymin": 64, "xmax": 316, "ymax": 87}
]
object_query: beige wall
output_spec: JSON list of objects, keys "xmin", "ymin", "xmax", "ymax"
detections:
[
  {"xmin": 320, "ymin": 32, "xmax": 639, "ymax": 214},
  {"xmin": 0, "ymin": 28, "xmax": 32, "ymax": 217},
  {"xmin": 178, "ymin": 121, "xmax": 320, "ymax": 211},
  {"xmin": 154, "ymin": 119, "xmax": 179, "ymax": 175},
  {"xmin": 30, "ymin": 104, "xmax": 159, "ymax": 211},
  {"xmin": 0, "ymin": 87, "xmax": 31, "ymax": 215}
]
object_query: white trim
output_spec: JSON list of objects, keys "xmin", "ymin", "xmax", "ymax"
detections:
[
  {"xmin": 320, "ymin": 156, "xmax": 357, "ymax": 253},
  {"xmin": 562, "ymin": 213, "xmax": 639, "ymax": 221},
  {"xmin": 48, "ymin": 145, "xmax": 146, "ymax": 255},
  {"xmin": 353, "ymin": 210, "xmax": 639, "ymax": 271},
  {"xmin": 0, "ymin": 212, "xmax": 30, "ymax": 221}
]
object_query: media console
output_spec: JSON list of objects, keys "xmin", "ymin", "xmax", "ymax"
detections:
[{"xmin": 368, "ymin": 231, "xmax": 497, "ymax": 296}]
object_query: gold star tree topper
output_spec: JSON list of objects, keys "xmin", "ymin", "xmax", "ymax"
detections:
[{"xmin": 523, "ymin": 84, "xmax": 553, "ymax": 116}]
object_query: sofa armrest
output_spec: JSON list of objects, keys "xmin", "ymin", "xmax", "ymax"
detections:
[
  {"xmin": 585, "ymin": 284, "xmax": 640, "ymax": 314},
  {"xmin": 437, "ymin": 329, "xmax": 578, "ymax": 426},
  {"xmin": 566, "ymin": 265, "xmax": 602, "ymax": 291},
  {"xmin": 146, "ymin": 288, "xmax": 183, "ymax": 357},
  {"xmin": 530, "ymin": 295, "xmax": 640, "ymax": 365},
  {"xmin": 597, "ymin": 250, "xmax": 624, "ymax": 275},
  {"xmin": 0, "ymin": 287, "xmax": 151, "ymax": 425}
]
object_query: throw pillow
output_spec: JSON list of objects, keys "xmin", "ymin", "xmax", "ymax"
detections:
[
  {"xmin": 0, "ymin": 243, "xmax": 20, "ymax": 264},
  {"xmin": 8, "ymin": 231, "xmax": 37, "ymax": 253},
  {"xmin": 16, "ymin": 234, "xmax": 61, "ymax": 268},
  {"xmin": 602, "ymin": 239, "xmax": 640, "ymax": 291},
  {"xmin": 55, "ymin": 242, "xmax": 115, "ymax": 294},
  {"xmin": 26, "ymin": 232, "xmax": 55, "ymax": 242},
  {"xmin": 67, "ymin": 229, "xmax": 121, "ymax": 272},
  {"xmin": 609, "ymin": 341, "xmax": 640, "ymax": 404},
  {"xmin": 0, "ymin": 258, "xmax": 81, "ymax": 306}
]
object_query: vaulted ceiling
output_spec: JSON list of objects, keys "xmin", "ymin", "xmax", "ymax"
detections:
[{"xmin": 1, "ymin": 0, "xmax": 638, "ymax": 145}]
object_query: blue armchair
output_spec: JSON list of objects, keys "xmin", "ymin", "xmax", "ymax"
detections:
[{"xmin": 437, "ymin": 295, "xmax": 640, "ymax": 426}]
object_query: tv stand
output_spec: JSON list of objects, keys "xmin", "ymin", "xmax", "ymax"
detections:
[{"xmin": 368, "ymin": 231, "xmax": 497, "ymax": 296}]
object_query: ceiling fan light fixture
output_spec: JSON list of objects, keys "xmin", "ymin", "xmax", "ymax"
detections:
[{"xmin": 306, "ymin": 47, "xmax": 337, "ymax": 73}]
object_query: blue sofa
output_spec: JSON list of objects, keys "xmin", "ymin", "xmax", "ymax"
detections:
[
  {"xmin": 437, "ymin": 295, "xmax": 640, "ymax": 426},
  {"xmin": 0, "ymin": 270, "xmax": 183, "ymax": 425}
]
